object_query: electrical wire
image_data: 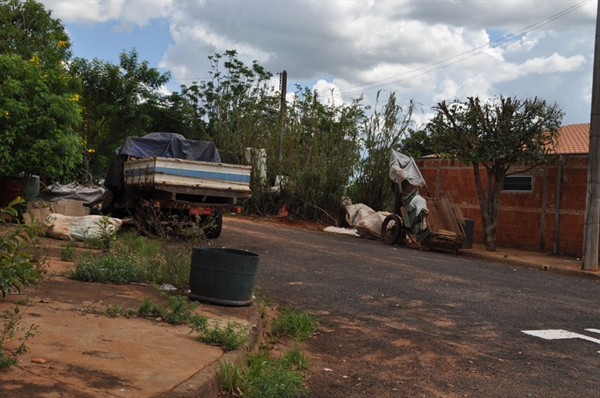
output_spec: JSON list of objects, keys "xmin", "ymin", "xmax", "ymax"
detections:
[{"xmin": 338, "ymin": 0, "xmax": 592, "ymax": 95}]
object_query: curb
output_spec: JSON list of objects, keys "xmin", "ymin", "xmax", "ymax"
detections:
[
  {"xmin": 159, "ymin": 303, "xmax": 263, "ymax": 398},
  {"xmin": 460, "ymin": 251, "xmax": 600, "ymax": 280}
]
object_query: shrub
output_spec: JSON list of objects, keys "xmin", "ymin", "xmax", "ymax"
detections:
[{"xmin": 0, "ymin": 198, "xmax": 43, "ymax": 297}]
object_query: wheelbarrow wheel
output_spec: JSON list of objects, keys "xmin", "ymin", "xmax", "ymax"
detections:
[{"xmin": 381, "ymin": 214, "xmax": 406, "ymax": 245}]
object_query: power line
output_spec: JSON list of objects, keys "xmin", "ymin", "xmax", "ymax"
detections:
[{"xmin": 338, "ymin": 0, "xmax": 593, "ymax": 95}]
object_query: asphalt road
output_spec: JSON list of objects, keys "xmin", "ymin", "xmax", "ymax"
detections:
[{"xmin": 218, "ymin": 217, "xmax": 600, "ymax": 397}]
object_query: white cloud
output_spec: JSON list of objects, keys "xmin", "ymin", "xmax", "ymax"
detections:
[
  {"xmin": 313, "ymin": 80, "xmax": 344, "ymax": 107},
  {"xmin": 42, "ymin": 0, "xmax": 173, "ymax": 26},
  {"xmin": 41, "ymin": 0, "xmax": 597, "ymax": 124}
]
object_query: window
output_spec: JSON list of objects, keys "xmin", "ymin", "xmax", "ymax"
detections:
[{"xmin": 503, "ymin": 175, "xmax": 532, "ymax": 192}]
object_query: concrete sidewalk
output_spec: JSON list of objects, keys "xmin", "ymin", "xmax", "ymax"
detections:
[
  {"xmin": 460, "ymin": 243, "xmax": 600, "ymax": 280},
  {"xmin": 0, "ymin": 246, "xmax": 262, "ymax": 398}
]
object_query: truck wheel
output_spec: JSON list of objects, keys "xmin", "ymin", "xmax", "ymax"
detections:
[
  {"xmin": 203, "ymin": 212, "xmax": 223, "ymax": 239},
  {"xmin": 381, "ymin": 214, "xmax": 406, "ymax": 245}
]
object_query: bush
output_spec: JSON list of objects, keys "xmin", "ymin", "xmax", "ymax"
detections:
[{"xmin": 0, "ymin": 198, "xmax": 43, "ymax": 298}]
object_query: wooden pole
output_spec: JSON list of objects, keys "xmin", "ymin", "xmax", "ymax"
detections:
[
  {"xmin": 582, "ymin": 1, "xmax": 600, "ymax": 270},
  {"xmin": 277, "ymin": 70, "xmax": 287, "ymax": 161}
]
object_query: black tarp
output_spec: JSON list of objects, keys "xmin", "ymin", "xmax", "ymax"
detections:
[{"xmin": 103, "ymin": 133, "xmax": 221, "ymax": 209}]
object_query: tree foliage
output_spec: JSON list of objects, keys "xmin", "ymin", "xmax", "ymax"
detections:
[
  {"xmin": 70, "ymin": 49, "xmax": 171, "ymax": 180},
  {"xmin": 427, "ymin": 95, "xmax": 563, "ymax": 251},
  {"xmin": 0, "ymin": 0, "xmax": 82, "ymax": 182}
]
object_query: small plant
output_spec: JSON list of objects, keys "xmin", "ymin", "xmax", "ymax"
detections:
[
  {"xmin": 0, "ymin": 198, "xmax": 44, "ymax": 297},
  {"xmin": 106, "ymin": 303, "xmax": 127, "ymax": 317},
  {"xmin": 60, "ymin": 241, "xmax": 77, "ymax": 261},
  {"xmin": 194, "ymin": 320, "xmax": 248, "ymax": 352},
  {"xmin": 137, "ymin": 298, "xmax": 166, "ymax": 319},
  {"xmin": 1, "ymin": 307, "xmax": 37, "ymax": 370},
  {"xmin": 269, "ymin": 307, "xmax": 317, "ymax": 342}
]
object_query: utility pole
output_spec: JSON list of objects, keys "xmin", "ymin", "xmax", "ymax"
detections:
[
  {"xmin": 582, "ymin": 0, "xmax": 600, "ymax": 270},
  {"xmin": 277, "ymin": 70, "xmax": 287, "ymax": 161}
]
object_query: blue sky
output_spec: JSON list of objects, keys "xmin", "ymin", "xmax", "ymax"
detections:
[{"xmin": 44, "ymin": 0, "xmax": 598, "ymax": 126}]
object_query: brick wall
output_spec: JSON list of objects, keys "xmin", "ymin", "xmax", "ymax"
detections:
[{"xmin": 415, "ymin": 155, "xmax": 588, "ymax": 256}]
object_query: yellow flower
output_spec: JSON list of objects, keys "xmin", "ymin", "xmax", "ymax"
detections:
[
  {"xmin": 81, "ymin": 140, "xmax": 87, "ymax": 146},
  {"xmin": 87, "ymin": 148, "xmax": 96, "ymax": 154},
  {"xmin": 70, "ymin": 94, "xmax": 80, "ymax": 102},
  {"xmin": 4, "ymin": 111, "xmax": 8, "ymax": 116},
  {"xmin": 43, "ymin": 73, "xmax": 49, "ymax": 78},
  {"xmin": 57, "ymin": 40, "xmax": 69, "ymax": 48}
]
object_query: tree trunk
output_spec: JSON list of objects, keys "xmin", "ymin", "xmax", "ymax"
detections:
[{"xmin": 472, "ymin": 162, "xmax": 505, "ymax": 251}]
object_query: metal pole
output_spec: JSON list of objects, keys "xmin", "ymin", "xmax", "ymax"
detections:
[{"xmin": 582, "ymin": 1, "xmax": 600, "ymax": 270}]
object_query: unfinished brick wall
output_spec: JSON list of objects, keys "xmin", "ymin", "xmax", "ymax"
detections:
[{"xmin": 415, "ymin": 155, "xmax": 588, "ymax": 256}]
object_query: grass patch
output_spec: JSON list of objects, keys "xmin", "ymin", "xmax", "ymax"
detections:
[
  {"xmin": 269, "ymin": 307, "xmax": 317, "ymax": 341},
  {"xmin": 70, "ymin": 253, "xmax": 146, "ymax": 284},
  {"xmin": 193, "ymin": 320, "xmax": 248, "ymax": 352},
  {"xmin": 70, "ymin": 231, "xmax": 191, "ymax": 291},
  {"xmin": 219, "ymin": 349, "xmax": 308, "ymax": 398}
]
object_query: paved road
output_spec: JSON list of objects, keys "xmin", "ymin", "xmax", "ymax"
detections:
[{"xmin": 218, "ymin": 217, "xmax": 600, "ymax": 397}]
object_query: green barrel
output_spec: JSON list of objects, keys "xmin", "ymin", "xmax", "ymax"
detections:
[{"xmin": 189, "ymin": 247, "xmax": 259, "ymax": 306}]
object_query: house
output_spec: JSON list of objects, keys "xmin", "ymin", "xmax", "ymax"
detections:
[{"xmin": 414, "ymin": 123, "xmax": 590, "ymax": 257}]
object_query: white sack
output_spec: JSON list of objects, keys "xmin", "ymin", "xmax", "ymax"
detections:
[
  {"xmin": 45, "ymin": 214, "xmax": 122, "ymax": 241},
  {"xmin": 345, "ymin": 203, "xmax": 376, "ymax": 227},
  {"xmin": 355, "ymin": 211, "xmax": 392, "ymax": 239}
]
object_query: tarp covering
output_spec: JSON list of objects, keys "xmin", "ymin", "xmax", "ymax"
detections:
[
  {"xmin": 389, "ymin": 150, "xmax": 426, "ymax": 187},
  {"xmin": 37, "ymin": 182, "xmax": 105, "ymax": 207},
  {"xmin": 104, "ymin": 132, "xmax": 221, "ymax": 200}
]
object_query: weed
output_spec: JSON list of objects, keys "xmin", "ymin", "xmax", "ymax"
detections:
[
  {"xmin": 194, "ymin": 320, "xmax": 248, "ymax": 352},
  {"xmin": 0, "ymin": 307, "xmax": 37, "ymax": 370},
  {"xmin": 219, "ymin": 361, "xmax": 245, "ymax": 395},
  {"xmin": 269, "ymin": 307, "xmax": 317, "ymax": 342},
  {"xmin": 136, "ymin": 296, "xmax": 207, "ymax": 327},
  {"xmin": 137, "ymin": 298, "xmax": 166, "ymax": 319},
  {"xmin": 106, "ymin": 303, "xmax": 127, "ymax": 317},
  {"xmin": 60, "ymin": 241, "xmax": 77, "ymax": 261}
]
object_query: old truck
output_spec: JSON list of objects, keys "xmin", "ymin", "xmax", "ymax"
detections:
[
  {"xmin": 380, "ymin": 150, "xmax": 466, "ymax": 252},
  {"xmin": 102, "ymin": 133, "xmax": 252, "ymax": 238}
]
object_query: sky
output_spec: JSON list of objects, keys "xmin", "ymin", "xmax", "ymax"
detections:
[{"xmin": 40, "ymin": 0, "xmax": 598, "ymax": 127}]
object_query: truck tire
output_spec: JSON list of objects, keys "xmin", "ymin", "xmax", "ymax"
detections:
[
  {"xmin": 381, "ymin": 214, "xmax": 406, "ymax": 245},
  {"xmin": 203, "ymin": 212, "xmax": 223, "ymax": 239}
]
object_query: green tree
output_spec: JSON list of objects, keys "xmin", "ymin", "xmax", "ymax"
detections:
[
  {"xmin": 70, "ymin": 49, "xmax": 171, "ymax": 180},
  {"xmin": 0, "ymin": 0, "xmax": 82, "ymax": 183},
  {"xmin": 349, "ymin": 91, "xmax": 415, "ymax": 212},
  {"xmin": 427, "ymin": 96, "xmax": 563, "ymax": 251},
  {"xmin": 397, "ymin": 128, "xmax": 433, "ymax": 158},
  {"xmin": 0, "ymin": 0, "xmax": 71, "ymax": 65}
]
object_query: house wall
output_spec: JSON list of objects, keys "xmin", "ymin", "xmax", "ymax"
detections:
[{"xmin": 415, "ymin": 155, "xmax": 588, "ymax": 256}]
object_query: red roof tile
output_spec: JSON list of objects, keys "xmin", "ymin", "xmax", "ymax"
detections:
[{"xmin": 553, "ymin": 123, "xmax": 589, "ymax": 154}]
